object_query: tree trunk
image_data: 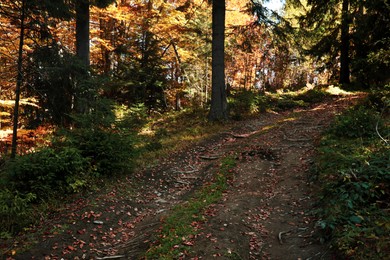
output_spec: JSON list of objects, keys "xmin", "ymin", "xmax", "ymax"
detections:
[
  {"xmin": 209, "ymin": 0, "xmax": 228, "ymax": 121},
  {"xmin": 339, "ymin": 0, "xmax": 350, "ymax": 84},
  {"xmin": 76, "ymin": 0, "xmax": 90, "ymax": 67},
  {"xmin": 208, "ymin": 0, "xmax": 228, "ymax": 121},
  {"xmin": 11, "ymin": 0, "xmax": 26, "ymax": 159}
]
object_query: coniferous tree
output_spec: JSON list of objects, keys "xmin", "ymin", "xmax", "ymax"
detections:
[
  {"xmin": 75, "ymin": 0, "xmax": 116, "ymax": 67},
  {"xmin": 301, "ymin": 0, "xmax": 390, "ymax": 86}
]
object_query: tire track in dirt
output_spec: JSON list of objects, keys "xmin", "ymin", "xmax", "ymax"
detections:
[
  {"xmin": 184, "ymin": 97, "xmax": 361, "ymax": 259},
  {"xmin": 6, "ymin": 96, "xmax": 361, "ymax": 259}
]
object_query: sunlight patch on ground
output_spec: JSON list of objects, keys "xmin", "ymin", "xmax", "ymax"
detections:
[
  {"xmin": 280, "ymin": 117, "xmax": 297, "ymax": 122},
  {"xmin": 325, "ymin": 85, "xmax": 354, "ymax": 95}
]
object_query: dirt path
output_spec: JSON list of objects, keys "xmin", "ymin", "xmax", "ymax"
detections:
[{"xmin": 2, "ymin": 95, "xmax": 361, "ymax": 259}]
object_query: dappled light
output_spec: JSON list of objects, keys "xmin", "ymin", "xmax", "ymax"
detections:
[{"xmin": 0, "ymin": 0, "xmax": 388, "ymax": 259}]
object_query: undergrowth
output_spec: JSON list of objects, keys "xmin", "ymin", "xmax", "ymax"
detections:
[
  {"xmin": 313, "ymin": 89, "xmax": 389, "ymax": 258},
  {"xmin": 145, "ymin": 156, "xmax": 236, "ymax": 259},
  {"xmin": 0, "ymin": 100, "xmax": 140, "ymax": 236},
  {"xmin": 228, "ymin": 86, "xmax": 336, "ymax": 119}
]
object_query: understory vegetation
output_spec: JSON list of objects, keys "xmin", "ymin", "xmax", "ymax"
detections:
[{"xmin": 313, "ymin": 88, "xmax": 389, "ymax": 258}]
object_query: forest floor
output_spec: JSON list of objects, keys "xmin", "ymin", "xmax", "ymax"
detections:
[{"xmin": 2, "ymin": 94, "xmax": 362, "ymax": 259}]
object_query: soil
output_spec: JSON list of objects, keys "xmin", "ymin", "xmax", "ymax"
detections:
[{"xmin": 1, "ymin": 95, "xmax": 362, "ymax": 260}]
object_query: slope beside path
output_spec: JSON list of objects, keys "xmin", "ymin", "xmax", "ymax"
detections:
[{"xmin": 4, "ymin": 95, "xmax": 361, "ymax": 259}]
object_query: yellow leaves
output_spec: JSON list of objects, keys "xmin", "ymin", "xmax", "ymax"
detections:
[
  {"xmin": 91, "ymin": 5, "xmax": 134, "ymax": 22},
  {"xmin": 226, "ymin": 0, "xmax": 252, "ymax": 27},
  {"xmin": 0, "ymin": 98, "xmax": 39, "ymax": 108},
  {"xmin": 93, "ymin": 38, "xmax": 115, "ymax": 52}
]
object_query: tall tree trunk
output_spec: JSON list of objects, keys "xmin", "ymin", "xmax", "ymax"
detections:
[
  {"xmin": 76, "ymin": 0, "xmax": 90, "ymax": 67},
  {"xmin": 208, "ymin": 0, "xmax": 227, "ymax": 121},
  {"xmin": 74, "ymin": 0, "xmax": 90, "ymax": 115},
  {"xmin": 11, "ymin": 0, "xmax": 26, "ymax": 159},
  {"xmin": 339, "ymin": 0, "xmax": 350, "ymax": 84}
]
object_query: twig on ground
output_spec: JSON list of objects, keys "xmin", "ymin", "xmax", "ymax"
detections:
[
  {"xmin": 96, "ymin": 255, "xmax": 126, "ymax": 260},
  {"xmin": 175, "ymin": 180, "xmax": 190, "ymax": 185},
  {"xmin": 278, "ymin": 230, "xmax": 292, "ymax": 245},
  {"xmin": 375, "ymin": 109, "xmax": 388, "ymax": 145},
  {"xmin": 199, "ymin": 155, "xmax": 220, "ymax": 160},
  {"xmin": 174, "ymin": 165, "xmax": 199, "ymax": 174}
]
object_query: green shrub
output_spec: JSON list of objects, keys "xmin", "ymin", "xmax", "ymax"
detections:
[
  {"xmin": 0, "ymin": 189, "xmax": 36, "ymax": 235},
  {"xmin": 257, "ymin": 95, "xmax": 269, "ymax": 113},
  {"xmin": 328, "ymin": 106, "xmax": 382, "ymax": 138},
  {"xmin": 313, "ymin": 100, "xmax": 390, "ymax": 258},
  {"xmin": 229, "ymin": 90, "xmax": 262, "ymax": 119},
  {"xmin": 57, "ymin": 98, "xmax": 138, "ymax": 176},
  {"xmin": 0, "ymin": 98, "xmax": 140, "ymax": 235},
  {"xmin": 294, "ymin": 89, "xmax": 328, "ymax": 103},
  {"xmin": 315, "ymin": 145, "xmax": 389, "ymax": 258},
  {"xmin": 4, "ymin": 147, "xmax": 90, "ymax": 198},
  {"xmin": 363, "ymin": 86, "xmax": 390, "ymax": 112},
  {"xmin": 62, "ymin": 128, "xmax": 136, "ymax": 175},
  {"xmin": 115, "ymin": 103, "xmax": 148, "ymax": 131},
  {"xmin": 275, "ymin": 98, "xmax": 307, "ymax": 110}
]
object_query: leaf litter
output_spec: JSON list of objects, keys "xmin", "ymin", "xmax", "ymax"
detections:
[{"xmin": 2, "ymin": 95, "xmax": 362, "ymax": 259}]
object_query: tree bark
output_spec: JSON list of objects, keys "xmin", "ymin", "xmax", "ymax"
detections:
[
  {"xmin": 339, "ymin": 0, "xmax": 350, "ymax": 84},
  {"xmin": 11, "ymin": 0, "xmax": 26, "ymax": 159},
  {"xmin": 208, "ymin": 0, "xmax": 228, "ymax": 121},
  {"xmin": 76, "ymin": 0, "xmax": 90, "ymax": 67}
]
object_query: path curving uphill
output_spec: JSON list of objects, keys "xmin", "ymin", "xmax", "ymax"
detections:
[{"xmin": 5, "ymin": 95, "xmax": 362, "ymax": 259}]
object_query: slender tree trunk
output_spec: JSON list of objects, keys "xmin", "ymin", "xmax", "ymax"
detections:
[
  {"xmin": 11, "ymin": 0, "xmax": 26, "ymax": 159},
  {"xmin": 208, "ymin": 0, "xmax": 228, "ymax": 121},
  {"xmin": 100, "ymin": 18, "xmax": 112, "ymax": 75},
  {"xmin": 339, "ymin": 0, "xmax": 350, "ymax": 84},
  {"xmin": 76, "ymin": 0, "xmax": 90, "ymax": 67}
]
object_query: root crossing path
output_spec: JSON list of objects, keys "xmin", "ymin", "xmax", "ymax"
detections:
[{"xmin": 9, "ymin": 95, "xmax": 361, "ymax": 260}]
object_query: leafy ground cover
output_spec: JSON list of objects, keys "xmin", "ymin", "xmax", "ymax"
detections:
[{"xmin": 312, "ymin": 90, "xmax": 389, "ymax": 258}]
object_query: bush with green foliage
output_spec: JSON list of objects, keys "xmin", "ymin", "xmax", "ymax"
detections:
[
  {"xmin": 3, "ymin": 147, "xmax": 90, "ymax": 198},
  {"xmin": 0, "ymin": 189, "xmax": 36, "ymax": 236},
  {"xmin": 59, "ymin": 98, "xmax": 137, "ymax": 176},
  {"xmin": 228, "ymin": 89, "xmax": 265, "ymax": 119},
  {"xmin": 273, "ymin": 98, "xmax": 307, "ymax": 110},
  {"xmin": 0, "ymin": 146, "xmax": 88, "ymax": 235},
  {"xmin": 313, "ymin": 96, "xmax": 389, "ymax": 258},
  {"xmin": 115, "ymin": 103, "xmax": 148, "ymax": 132},
  {"xmin": 328, "ymin": 106, "xmax": 382, "ymax": 138},
  {"xmin": 59, "ymin": 128, "xmax": 135, "ymax": 176},
  {"xmin": 293, "ymin": 89, "xmax": 328, "ymax": 103},
  {"xmin": 0, "ymin": 98, "xmax": 140, "ymax": 235}
]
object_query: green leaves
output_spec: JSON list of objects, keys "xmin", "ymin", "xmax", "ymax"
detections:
[{"xmin": 313, "ymin": 97, "xmax": 389, "ymax": 258}]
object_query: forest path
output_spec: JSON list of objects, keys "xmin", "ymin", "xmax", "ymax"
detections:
[{"xmin": 6, "ymin": 95, "xmax": 361, "ymax": 259}]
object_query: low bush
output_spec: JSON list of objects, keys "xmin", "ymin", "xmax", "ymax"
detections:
[
  {"xmin": 313, "ymin": 96, "xmax": 389, "ymax": 258},
  {"xmin": 59, "ymin": 128, "xmax": 136, "ymax": 176},
  {"xmin": 229, "ymin": 89, "xmax": 261, "ymax": 119},
  {"xmin": 4, "ymin": 147, "xmax": 90, "ymax": 198},
  {"xmin": 294, "ymin": 88, "xmax": 328, "ymax": 103},
  {"xmin": 328, "ymin": 106, "xmax": 382, "ymax": 138},
  {"xmin": 0, "ymin": 98, "xmax": 139, "ymax": 235},
  {"xmin": 274, "ymin": 98, "xmax": 307, "ymax": 111},
  {"xmin": 0, "ymin": 189, "xmax": 36, "ymax": 236}
]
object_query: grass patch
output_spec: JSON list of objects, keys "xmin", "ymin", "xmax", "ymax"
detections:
[{"xmin": 145, "ymin": 156, "xmax": 236, "ymax": 259}]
